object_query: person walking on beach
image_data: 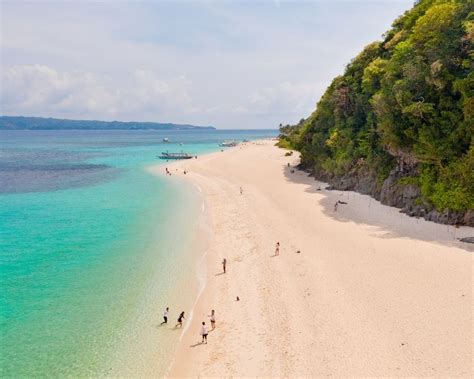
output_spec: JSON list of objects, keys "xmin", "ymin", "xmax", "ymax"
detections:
[
  {"xmin": 222, "ymin": 258, "xmax": 227, "ymax": 274},
  {"xmin": 275, "ymin": 242, "xmax": 280, "ymax": 256},
  {"xmin": 160, "ymin": 307, "xmax": 169, "ymax": 325},
  {"xmin": 209, "ymin": 310, "xmax": 216, "ymax": 330},
  {"xmin": 175, "ymin": 311, "xmax": 185, "ymax": 328},
  {"xmin": 200, "ymin": 321, "xmax": 208, "ymax": 344}
]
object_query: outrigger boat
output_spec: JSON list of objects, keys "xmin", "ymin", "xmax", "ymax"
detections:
[
  {"xmin": 159, "ymin": 152, "xmax": 193, "ymax": 160},
  {"xmin": 219, "ymin": 140, "xmax": 238, "ymax": 147}
]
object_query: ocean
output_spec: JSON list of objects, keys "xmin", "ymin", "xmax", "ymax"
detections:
[{"xmin": 0, "ymin": 129, "xmax": 277, "ymax": 377}]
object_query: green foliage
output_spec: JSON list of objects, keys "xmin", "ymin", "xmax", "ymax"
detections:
[
  {"xmin": 398, "ymin": 176, "xmax": 419, "ymax": 185},
  {"xmin": 277, "ymin": 118, "xmax": 307, "ymax": 150},
  {"xmin": 419, "ymin": 147, "xmax": 474, "ymax": 211},
  {"xmin": 276, "ymin": 138, "xmax": 293, "ymax": 149},
  {"xmin": 280, "ymin": 0, "xmax": 474, "ymax": 213}
]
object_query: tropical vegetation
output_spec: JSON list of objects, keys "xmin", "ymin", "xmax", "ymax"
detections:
[{"xmin": 280, "ymin": 0, "xmax": 473, "ymax": 219}]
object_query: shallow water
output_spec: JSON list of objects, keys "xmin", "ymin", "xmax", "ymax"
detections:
[{"xmin": 0, "ymin": 129, "xmax": 276, "ymax": 376}]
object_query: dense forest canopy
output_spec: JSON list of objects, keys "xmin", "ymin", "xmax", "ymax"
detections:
[{"xmin": 280, "ymin": 0, "xmax": 473, "ymax": 218}]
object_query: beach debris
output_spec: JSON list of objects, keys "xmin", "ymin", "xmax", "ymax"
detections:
[
  {"xmin": 458, "ymin": 237, "xmax": 474, "ymax": 244},
  {"xmin": 334, "ymin": 200, "xmax": 348, "ymax": 211},
  {"xmin": 296, "ymin": 250, "xmax": 301, "ymax": 254}
]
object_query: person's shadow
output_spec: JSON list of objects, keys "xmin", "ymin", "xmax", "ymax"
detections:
[
  {"xmin": 215, "ymin": 272, "xmax": 225, "ymax": 276},
  {"xmin": 190, "ymin": 342, "xmax": 205, "ymax": 347}
]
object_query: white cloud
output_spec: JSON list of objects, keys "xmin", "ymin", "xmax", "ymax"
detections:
[
  {"xmin": 246, "ymin": 81, "xmax": 326, "ymax": 115},
  {"xmin": 1, "ymin": 65, "xmax": 196, "ymax": 122}
]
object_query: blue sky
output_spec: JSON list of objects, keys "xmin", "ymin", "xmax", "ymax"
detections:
[{"xmin": 1, "ymin": 0, "xmax": 413, "ymax": 129}]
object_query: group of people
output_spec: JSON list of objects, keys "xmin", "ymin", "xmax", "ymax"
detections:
[
  {"xmin": 160, "ymin": 307, "xmax": 185, "ymax": 328},
  {"xmin": 165, "ymin": 167, "xmax": 189, "ymax": 176},
  {"xmin": 160, "ymin": 307, "xmax": 216, "ymax": 344},
  {"xmin": 160, "ymin": 241, "xmax": 282, "ymax": 345}
]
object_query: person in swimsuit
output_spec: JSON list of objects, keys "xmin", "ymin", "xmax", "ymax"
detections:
[
  {"xmin": 209, "ymin": 310, "xmax": 216, "ymax": 330},
  {"xmin": 176, "ymin": 311, "xmax": 185, "ymax": 328},
  {"xmin": 160, "ymin": 307, "xmax": 169, "ymax": 325},
  {"xmin": 200, "ymin": 321, "xmax": 208, "ymax": 344}
]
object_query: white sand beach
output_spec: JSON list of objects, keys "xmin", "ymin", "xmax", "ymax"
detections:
[{"xmin": 151, "ymin": 140, "xmax": 473, "ymax": 377}]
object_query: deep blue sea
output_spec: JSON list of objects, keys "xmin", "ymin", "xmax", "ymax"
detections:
[{"xmin": 0, "ymin": 129, "xmax": 277, "ymax": 376}]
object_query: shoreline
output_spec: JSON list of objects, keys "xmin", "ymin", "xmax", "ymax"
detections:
[
  {"xmin": 100, "ymin": 170, "xmax": 207, "ymax": 377},
  {"xmin": 143, "ymin": 163, "xmax": 211, "ymax": 377},
  {"xmin": 150, "ymin": 140, "xmax": 473, "ymax": 377},
  {"xmin": 163, "ymin": 187, "xmax": 211, "ymax": 377}
]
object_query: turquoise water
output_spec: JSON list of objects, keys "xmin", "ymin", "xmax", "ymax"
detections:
[{"xmin": 0, "ymin": 130, "xmax": 276, "ymax": 377}]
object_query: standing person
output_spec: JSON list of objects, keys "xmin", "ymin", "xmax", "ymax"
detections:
[
  {"xmin": 200, "ymin": 322, "xmax": 208, "ymax": 344},
  {"xmin": 209, "ymin": 310, "xmax": 216, "ymax": 330},
  {"xmin": 175, "ymin": 311, "xmax": 185, "ymax": 328},
  {"xmin": 222, "ymin": 258, "xmax": 227, "ymax": 274},
  {"xmin": 275, "ymin": 242, "xmax": 280, "ymax": 256},
  {"xmin": 160, "ymin": 307, "xmax": 169, "ymax": 325},
  {"xmin": 240, "ymin": 186, "xmax": 243, "ymax": 195}
]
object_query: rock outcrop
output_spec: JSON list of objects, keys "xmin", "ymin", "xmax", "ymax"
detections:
[{"xmin": 303, "ymin": 162, "xmax": 474, "ymax": 227}]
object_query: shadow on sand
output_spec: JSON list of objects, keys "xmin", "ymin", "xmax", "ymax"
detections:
[
  {"xmin": 190, "ymin": 342, "xmax": 205, "ymax": 348},
  {"xmin": 282, "ymin": 161, "xmax": 473, "ymax": 252}
]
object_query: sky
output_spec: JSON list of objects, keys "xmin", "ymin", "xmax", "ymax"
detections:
[{"xmin": 1, "ymin": 0, "xmax": 413, "ymax": 129}]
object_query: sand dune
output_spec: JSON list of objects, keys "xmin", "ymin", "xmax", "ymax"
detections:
[{"xmin": 151, "ymin": 140, "xmax": 473, "ymax": 377}]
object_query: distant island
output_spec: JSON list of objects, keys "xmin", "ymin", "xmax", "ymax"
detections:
[{"xmin": 0, "ymin": 116, "xmax": 215, "ymax": 130}]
